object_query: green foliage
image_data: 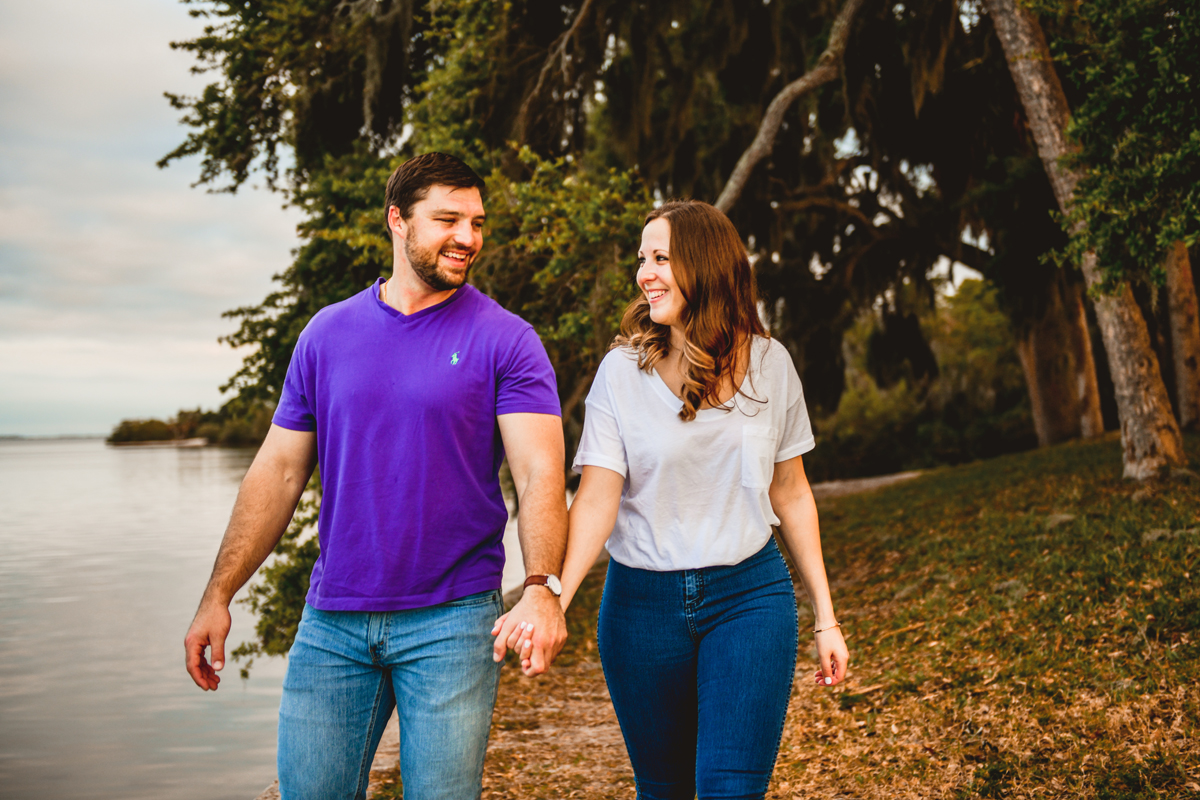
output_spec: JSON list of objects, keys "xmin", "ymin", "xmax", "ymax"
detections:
[
  {"xmin": 220, "ymin": 147, "xmax": 394, "ymax": 404},
  {"xmin": 1033, "ymin": 0, "xmax": 1200, "ymax": 288},
  {"xmin": 805, "ymin": 279, "xmax": 1034, "ymax": 481},
  {"xmin": 193, "ymin": 404, "xmax": 274, "ymax": 446},
  {"xmin": 160, "ymin": 0, "xmax": 422, "ymax": 191},
  {"xmin": 106, "ymin": 404, "xmax": 272, "ymax": 445},
  {"xmin": 472, "ymin": 149, "xmax": 653, "ymax": 446},
  {"xmin": 106, "ymin": 418, "xmax": 174, "ymax": 443}
]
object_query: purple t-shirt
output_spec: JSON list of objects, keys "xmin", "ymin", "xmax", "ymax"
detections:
[{"xmin": 273, "ymin": 280, "xmax": 561, "ymax": 611}]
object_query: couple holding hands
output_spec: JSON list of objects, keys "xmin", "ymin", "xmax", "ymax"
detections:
[{"xmin": 185, "ymin": 152, "xmax": 849, "ymax": 800}]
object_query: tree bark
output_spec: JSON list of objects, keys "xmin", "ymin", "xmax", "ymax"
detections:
[
  {"xmin": 983, "ymin": 0, "xmax": 1184, "ymax": 478},
  {"xmin": 1016, "ymin": 274, "xmax": 1104, "ymax": 446},
  {"xmin": 1166, "ymin": 241, "xmax": 1200, "ymax": 430},
  {"xmin": 714, "ymin": 0, "xmax": 865, "ymax": 214}
]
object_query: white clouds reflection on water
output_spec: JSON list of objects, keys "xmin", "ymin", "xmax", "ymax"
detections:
[{"xmin": 0, "ymin": 439, "xmax": 285, "ymax": 800}]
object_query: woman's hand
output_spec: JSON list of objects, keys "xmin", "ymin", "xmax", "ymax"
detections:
[
  {"xmin": 812, "ymin": 626, "xmax": 849, "ymax": 687},
  {"xmin": 490, "ymin": 612, "xmax": 536, "ymax": 671}
]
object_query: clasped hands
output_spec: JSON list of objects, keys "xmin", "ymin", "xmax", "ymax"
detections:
[{"xmin": 491, "ymin": 586, "xmax": 567, "ymax": 676}]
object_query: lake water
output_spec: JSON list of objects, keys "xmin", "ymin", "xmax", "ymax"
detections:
[{"xmin": 0, "ymin": 438, "xmax": 526, "ymax": 800}]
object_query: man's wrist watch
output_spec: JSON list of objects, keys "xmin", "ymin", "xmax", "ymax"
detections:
[{"xmin": 523, "ymin": 574, "xmax": 562, "ymax": 596}]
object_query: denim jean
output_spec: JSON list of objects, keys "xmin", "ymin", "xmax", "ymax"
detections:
[
  {"xmin": 276, "ymin": 590, "xmax": 504, "ymax": 800},
  {"xmin": 597, "ymin": 538, "xmax": 799, "ymax": 800}
]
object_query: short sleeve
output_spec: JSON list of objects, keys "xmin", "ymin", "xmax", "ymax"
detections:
[
  {"xmin": 571, "ymin": 357, "xmax": 629, "ymax": 477},
  {"xmin": 496, "ymin": 326, "xmax": 562, "ymax": 417},
  {"xmin": 775, "ymin": 351, "xmax": 815, "ymax": 462},
  {"xmin": 273, "ymin": 333, "xmax": 317, "ymax": 432}
]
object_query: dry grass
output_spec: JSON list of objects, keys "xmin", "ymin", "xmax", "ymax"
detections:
[{"xmin": 374, "ymin": 432, "xmax": 1200, "ymax": 799}]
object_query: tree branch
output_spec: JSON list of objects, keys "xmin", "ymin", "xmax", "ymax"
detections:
[
  {"xmin": 937, "ymin": 238, "xmax": 993, "ymax": 274},
  {"xmin": 514, "ymin": 0, "xmax": 599, "ymax": 142},
  {"xmin": 775, "ymin": 196, "xmax": 874, "ymax": 228},
  {"xmin": 714, "ymin": 0, "xmax": 865, "ymax": 214}
]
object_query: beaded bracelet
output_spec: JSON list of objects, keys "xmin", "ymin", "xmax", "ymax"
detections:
[{"xmin": 813, "ymin": 622, "xmax": 841, "ymax": 634}]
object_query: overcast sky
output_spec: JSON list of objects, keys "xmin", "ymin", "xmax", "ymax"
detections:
[{"xmin": 0, "ymin": 1, "xmax": 300, "ymax": 436}]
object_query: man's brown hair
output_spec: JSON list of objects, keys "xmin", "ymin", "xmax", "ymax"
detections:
[{"xmin": 383, "ymin": 153, "xmax": 486, "ymax": 239}]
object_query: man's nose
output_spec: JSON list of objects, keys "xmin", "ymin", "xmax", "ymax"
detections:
[{"xmin": 450, "ymin": 220, "xmax": 477, "ymax": 245}]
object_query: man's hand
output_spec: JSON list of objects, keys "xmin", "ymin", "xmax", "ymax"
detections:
[
  {"xmin": 491, "ymin": 586, "xmax": 567, "ymax": 676},
  {"xmin": 185, "ymin": 602, "xmax": 232, "ymax": 691}
]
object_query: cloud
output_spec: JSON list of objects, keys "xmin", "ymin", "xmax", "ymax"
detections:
[{"xmin": 0, "ymin": 0, "xmax": 303, "ymax": 435}]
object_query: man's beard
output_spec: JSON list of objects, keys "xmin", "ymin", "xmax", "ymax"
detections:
[{"xmin": 406, "ymin": 236, "xmax": 471, "ymax": 292}]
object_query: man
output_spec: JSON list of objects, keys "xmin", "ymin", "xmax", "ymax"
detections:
[{"xmin": 184, "ymin": 152, "xmax": 569, "ymax": 799}]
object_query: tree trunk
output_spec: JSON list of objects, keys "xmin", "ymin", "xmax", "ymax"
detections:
[
  {"xmin": 1166, "ymin": 242, "xmax": 1200, "ymax": 429},
  {"xmin": 1015, "ymin": 275, "xmax": 1104, "ymax": 446},
  {"xmin": 983, "ymin": 0, "xmax": 1184, "ymax": 479}
]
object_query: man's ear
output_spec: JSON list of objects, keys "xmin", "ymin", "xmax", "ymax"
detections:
[{"xmin": 387, "ymin": 206, "xmax": 407, "ymax": 241}]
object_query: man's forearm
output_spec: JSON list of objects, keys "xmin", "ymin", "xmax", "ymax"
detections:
[
  {"xmin": 515, "ymin": 465, "xmax": 568, "ymax": 576},
  {"xmin": 199, "ymin": 459, "xmax": 311, "ymax": 609}
]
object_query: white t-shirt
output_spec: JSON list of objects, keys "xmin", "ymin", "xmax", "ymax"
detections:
[{"xmin": 572, "ymin": 335, "xmax": 815, "ymax": 571}]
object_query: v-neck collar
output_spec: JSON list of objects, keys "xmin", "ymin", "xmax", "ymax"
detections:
[
  {"xmin": 372, "ymin": 277, "xmax": 468, "ymax": 322},
  {"xmin": 645, "ymin": 348, "xmax": 756, "ymax": 422}
]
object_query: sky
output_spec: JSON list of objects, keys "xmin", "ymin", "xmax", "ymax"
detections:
[{"xmin": 0, "ymin": 1, "xmax": 300, "ymax": 436}]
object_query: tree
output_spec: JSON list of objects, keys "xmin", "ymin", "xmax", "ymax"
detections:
[
  {"xmin": 982, "ymin": 0, "xmax": 1185, "ymax": 479},
  {"xmin": 1034, "ymin": 0, "xmax": 1200, "ymax": 433},
  {"xmin": 1165, "ymin": 242, "xmax": 1200, "ymax": 429},
  {"xmin": 832, "ymin": 0, "xmax": 1105, "ymax": 446}
]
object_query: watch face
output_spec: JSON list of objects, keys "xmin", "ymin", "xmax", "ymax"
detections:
[{"xmin": 547, "ymin": 575, "xmax": 563, "ymax": 595}]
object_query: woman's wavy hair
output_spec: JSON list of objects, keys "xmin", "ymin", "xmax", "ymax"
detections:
[{"xmin": 614, "ymin": 200, "xmax": 768, "ymax": 422}]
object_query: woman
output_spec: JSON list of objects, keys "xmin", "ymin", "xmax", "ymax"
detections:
[{"xmin": 507, "ymin": 200, "xmax": 848, "ymax": 799}]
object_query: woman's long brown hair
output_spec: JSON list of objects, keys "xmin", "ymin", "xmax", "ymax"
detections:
[{"xmin": 614, "ymin": 200, "xmax": 768, "ymax": 421}]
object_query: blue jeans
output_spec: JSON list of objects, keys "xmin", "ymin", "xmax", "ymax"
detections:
[
  {"xmin": 598, "ymin": 538, "xmax": 799, "ymax": 800},
  {"xmin": 277, "ymin": 591, "xmax": 504, "ymax": 800}
]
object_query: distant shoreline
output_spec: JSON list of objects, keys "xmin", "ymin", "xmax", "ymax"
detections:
[{"xmin": 107, "ymin": 437, "xmax": 209, "ymax": 448}]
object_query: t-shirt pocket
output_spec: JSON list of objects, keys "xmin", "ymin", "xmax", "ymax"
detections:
[{"xmin": 741, "ymin": 425, "xmax": 778, "ymax": 489}]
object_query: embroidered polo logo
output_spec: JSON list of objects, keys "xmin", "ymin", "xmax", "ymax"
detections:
[{"xmin": 450, "ymin": 351, "xmax": 461, "ymax": 365}]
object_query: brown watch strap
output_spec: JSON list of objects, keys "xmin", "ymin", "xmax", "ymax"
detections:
[{"xmin": 523, "ymin": 574, "xmax": 562, "ymax": 595}]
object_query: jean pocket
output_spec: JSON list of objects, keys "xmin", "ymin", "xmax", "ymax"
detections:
[{"xmin": 741, "ymin": 425, "xmax": 778, "ymax": 488}]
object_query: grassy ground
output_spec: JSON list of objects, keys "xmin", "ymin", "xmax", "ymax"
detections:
[{"xmin": 376, "ymin": 432, "xmax": 1200, "ymax": 799}]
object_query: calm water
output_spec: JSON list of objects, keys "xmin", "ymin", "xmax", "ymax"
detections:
[
  {"xmin": 0, "ymin": 438, "xmax": 285, "ymax": 799},
  {"xmin": 0, "ymin": 437, "xmax": 527, "ymax": 800}
]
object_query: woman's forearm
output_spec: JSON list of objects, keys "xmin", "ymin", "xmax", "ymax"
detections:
[
  {"xmin": 774, "ymin": 488, "xmax": 838, "ymax": 628},
  {"xmin": 560, "ymin": 466, "xmax": 624, "ymax": 610},
  {"xmin": 772, "ymin": 472, "xmax": 840, "ymax": 628}
]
